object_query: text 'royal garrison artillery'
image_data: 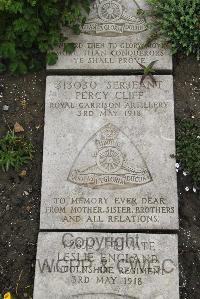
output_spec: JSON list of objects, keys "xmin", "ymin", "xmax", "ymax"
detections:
[{"xmin": 40, "ymin": 75, "xmax": 178, "ymax": 230}]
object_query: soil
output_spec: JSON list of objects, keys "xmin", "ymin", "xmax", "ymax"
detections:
[{"xmin": 0, "ymin": 56, "xmax": 200, "ymax": 299}]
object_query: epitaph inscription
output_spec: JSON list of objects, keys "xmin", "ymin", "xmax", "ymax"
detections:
[
  {"xmin": 47, "ymin": 0, "xmax": 172, "ymax": 71},
  {"xmin": 33, "ymin": 232, "xmax": 179, "ymax": 299},
  {"xmin": 40, "ymin": 75, "xmax": 178, "ymax": 230}
]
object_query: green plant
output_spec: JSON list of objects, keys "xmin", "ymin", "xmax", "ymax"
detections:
[
  {"xmin": 0, "ymin": 131, "xmax": 33, "ymax": 171},
  {"xmin": 145, "ymin": 0, "xmax": 200, "ymax": 59},
  {"xmin": 135, "ymin": 59, "xmax": 158, "ymax": 84},
  {"xmin": 0, "ymin": 0, "xmax": 91, "ymax": 74},
  {"xmin": 176, "ymin": 118, "xmax": 200, "ymax": 187}
]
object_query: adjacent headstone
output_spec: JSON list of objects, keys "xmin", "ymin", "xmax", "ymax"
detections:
[
  {"xmin": 33, "ymin": 232, "xmax": 179, "ymax": 299},
  {"xmin": 47, "ymin": 0, "xmax": 172, "ymax": 72},
  {"xmin": 40, "ymin": 75, "xmax": 178, "ymax": 230}
]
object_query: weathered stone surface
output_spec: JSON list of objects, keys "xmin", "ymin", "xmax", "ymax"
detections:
[
  {"xmin": 40, "ymin": 75, "xmax": 178, "ymax": 230},
  {"xmin": 47, "ymin": 0, "xmax": 172, "ymax": 72},
  {"xmin": 33, "ymin": 232, "xmax": 179, "ymax": 299}
]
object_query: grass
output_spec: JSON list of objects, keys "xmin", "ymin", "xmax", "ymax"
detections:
[
  {"xmin": 176, "ymin": 118, "xmax": 200, "ymax": 187},
  {"xmin": 0, "ymin": 131, "xmax": 33, "ymax": 172}
]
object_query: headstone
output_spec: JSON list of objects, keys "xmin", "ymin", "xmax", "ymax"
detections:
[
  {"xmin": 33, "ymin": 232, "xmax": 179, "ymax": 299},
  {"xmin": 47, "ymin": 0, "xmax": 172, "ymax": 72},
  {"xmin": 40, "ymin": 75, "xmax": 178, "ymax": 230}
]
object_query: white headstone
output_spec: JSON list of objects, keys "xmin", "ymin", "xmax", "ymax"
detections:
[
  {"xmin": 40, "ymin": 75, "xmax": 178, "ymax": 230},
  {"xmin": 33, "ymin": 232, "xmax": 179, "ymax": 298}
]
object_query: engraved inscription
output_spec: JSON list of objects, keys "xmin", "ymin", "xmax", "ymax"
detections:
[
  {"xmin": 82, "ymin": 0, "xmax": 147, "ymax": 36},
  {"xmin": 34, "ymin": 233, "xmax": 179, "ymax": 298},
  {"xmin": 68, "ymin": 123, "xmax": 152, "ymax": 189},
  {"xmin": 40, "ymin": 76, "xmax": 177, "ymax": 230},
  {"xmin": 70, "ymin": 294, "xmax": 138, "ymax": 298}
]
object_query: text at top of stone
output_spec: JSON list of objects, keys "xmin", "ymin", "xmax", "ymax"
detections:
[{"xmin": 47, "ymin": 0, "xmax": 172, "ymax": 72}]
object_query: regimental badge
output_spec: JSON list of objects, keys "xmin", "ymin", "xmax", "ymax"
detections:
[
  {"xmin": 68, "ymin": 123, "xmax": 152, "ymax": 189},
  {"xmin": 82, "ymin": 0, "xmax": 147, "ymax": 36}
]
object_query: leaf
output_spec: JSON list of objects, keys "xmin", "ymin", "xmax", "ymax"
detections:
[
  {"xmin": 148, "ymin": 73, "xmax": 157, "ymax": 84},
  {"xmin": 0, "ymin": 42, "xmax": 16, "ymax": 59},
  {"xmin": 18, "ymin": 62, "xmax": 28, "ymax": 74},
  {"xmin": 46, "ymin": 52, "xmax": 58, "ymax": 65},
  {"xmin": 72, "ymin": 24, "xmax": 81, "ymax": 35},
  {"xmin": 9, "ymin": 61, "xmax": 27, "ymax": 74},
  {"xmin": 81, "ymin": 0, "xmax": 91, "ymax": 14},
  {"xmin": 9, "ymin": 62, "xmax": 18, "ymax": 73},
  {"xmin": 0, "ymin": 63, "xmax": 6, "ymax": 73},
  {"xmin": 14, "ymin": 122, "xmax": 24, "ymax": 133},
  {"xmin": 64, "ymin": 43, "xmax": 76, "ymax": 54},
  {"xmin": 13, "ymin": 18, "xmax": 28, "ymax": 32},
  {"xmin": 140, "ymin": 74, "xmax": 146, "ymax": 85},
  {"xmin": 148, "ymin": 60, "xmax": 159, "ymax": 70},
  {"xmin": 135, "ymin": 59, "xmax": 146, "ymax": 69}
]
